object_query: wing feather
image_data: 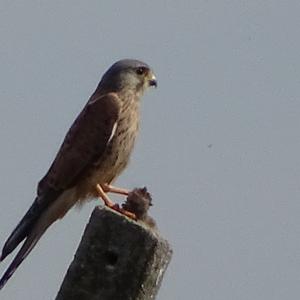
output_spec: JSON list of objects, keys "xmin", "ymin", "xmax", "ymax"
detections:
[
  {"xmin": 0, "ymin": 92, "xmax": 120, "ymax": 263},
  {"xmin": 38, "ymin": 92, "xmax": 121, "ymax": 195}
]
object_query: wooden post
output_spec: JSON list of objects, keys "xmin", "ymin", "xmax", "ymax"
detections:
[{"xmin": 55, "ymin": 206, "xmax": 172, "ymax": 300}]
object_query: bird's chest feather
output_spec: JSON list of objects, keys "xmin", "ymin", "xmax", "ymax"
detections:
[{"xmin": 90, "ymin": 100, "xmax": 140, "ymax": 184}]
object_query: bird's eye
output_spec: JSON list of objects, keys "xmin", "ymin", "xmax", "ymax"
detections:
[{"xmin": 136, "ymin": 67, "xmax": 146, "ymax": 75}]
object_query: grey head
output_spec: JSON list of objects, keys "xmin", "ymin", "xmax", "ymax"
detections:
[{"xmin": 98, "ymin": 59, "xmax": 157, "ymax": 95}]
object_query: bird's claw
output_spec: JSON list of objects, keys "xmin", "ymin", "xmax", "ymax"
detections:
[
  {"xmin": 110, "ymin": 204, "xmax": 137, "ymax": 220},
  {"xmin": 96, "ymin": 184, "xmax": 136, "ymax": 220}
]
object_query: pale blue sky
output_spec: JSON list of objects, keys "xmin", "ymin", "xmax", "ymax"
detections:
[{"xmin": 1, "ymin": 1, "xmax": 300, "ymax": 299}]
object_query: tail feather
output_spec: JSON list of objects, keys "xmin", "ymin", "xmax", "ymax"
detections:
[
  {"xmin": 1, "ymin": 190, "xmax": 61, "ymax": 262},
  {"xmin": 0, "ymin": 229, "xmax": 43, "ymax": 289},
  {"xmin": 0, "ymin": 188, "xmax": 73, "ymax": 289},
  {"xmin": 1, "ymin": 200, "xmax": 40, "ymax": 262}
]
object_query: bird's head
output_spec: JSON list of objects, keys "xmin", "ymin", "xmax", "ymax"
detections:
[{"xmin": 99, "ymin": 59, "xmax": 157, "ymax": 96}]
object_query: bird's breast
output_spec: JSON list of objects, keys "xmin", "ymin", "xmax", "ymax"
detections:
[{"xmin": 84, "ymin": 99, "xmax": 140, "ymax": 191}]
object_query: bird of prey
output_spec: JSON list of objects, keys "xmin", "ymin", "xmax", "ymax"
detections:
[{"xmin": 0, "ymin": 59, "xmax": 157, "ymax": 289}]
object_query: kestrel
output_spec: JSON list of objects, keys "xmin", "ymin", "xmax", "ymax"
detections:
[{"xmin": 0, "ymin": 59, "xmax": 157, "ymax": 288}]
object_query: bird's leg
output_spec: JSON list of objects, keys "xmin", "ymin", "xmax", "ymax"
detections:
[
  {"xmin": 96, "ymin": 184, "xmax": 116, "ymax": 208},
  {"xmin": 96, "ymin": 184, "xmax": 136, "ymax": 220},
  {"xmin": 101, "ymin": 183, "xmax": 129, "ymax": 196}
]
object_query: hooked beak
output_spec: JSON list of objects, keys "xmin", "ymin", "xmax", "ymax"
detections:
[{"xmin": 148, "ymin": 73, "xmax": 157, "ymax": 88}]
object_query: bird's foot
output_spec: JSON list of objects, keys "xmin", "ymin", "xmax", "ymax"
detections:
[
  {"xmin": 110, "ymin": 204, "xmax": 137, "ymax": 220},
  {"xmin": 101, "ymin": 183, "xmax": 129, "ymax": 196},
  {"xmin": 96, "ymin": 184, "xmax": 136, "ymax": 220}
]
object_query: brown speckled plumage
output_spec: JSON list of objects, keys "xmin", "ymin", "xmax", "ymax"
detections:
[
  {"xmin": 77, "ymin": 92, "xmax": 141, "ymax": 201},
  {"xmin": 0, "ymin": 59, "xmax": 157, "ymax": 289}
]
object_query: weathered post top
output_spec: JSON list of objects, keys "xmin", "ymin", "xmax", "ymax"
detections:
[{"xmin": 55, "ymin": 202, "xmax": 172, "ymax": 300}]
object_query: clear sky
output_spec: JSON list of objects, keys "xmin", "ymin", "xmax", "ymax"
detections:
[{"xmin": 1, "ymin": 1, "xmax": 300, "ymax": 299}]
